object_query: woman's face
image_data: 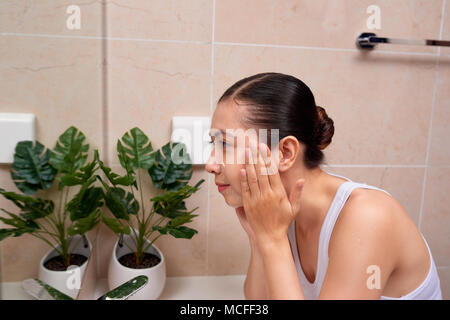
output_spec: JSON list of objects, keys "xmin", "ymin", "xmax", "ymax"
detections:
[{"xmin": 205, "ymin": 100, "xmax": 269, "ymax": 208}]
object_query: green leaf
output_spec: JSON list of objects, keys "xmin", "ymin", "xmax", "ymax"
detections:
[
  {"xmin": 49, "ymin": 126, "xmax": 89, "ymax": 177},
  {"xmin": 97, "ymin": 158, "xmax": 136, "ymax": 187},
  {"xmin": 167, "ymin": 212, "xmax": 198, "ymax": 228},
  {"xmin": 67, "ymin": 209, "xmax": 101, "ymax": 236},
  {"xmin": 101, "ymin": 213, "xmax": 130, "ymax": 235},
  {"xmin": 118, "ymin": 127, "xmax": 155, "ymax": 171},
  {"xmin": 102, "ymin": 186, "xmax": 139, "ymax": 221},
  {"xmin": 152, "ymin": 225, "xmax": 197, "ymax": 239},
  {"xmin": 10, "ymin": 140, "xmax": 57, "ymax": 195},
  {"xmin": 148, "ymin": 142, "xmax": 194, "ymax": 191},
  {"xmin": 0, "ymin": 227, "xmax": 37, "ymax": 241},
  {"xmin": 0, "ymin": 189, "xmax": 54, "ymax": 220},
  {"xmin": 66, "ymin": 185, "xmax": 104, "ymax": 221},
  {"xmin": 0, "ymin": 207, "xmax": 40, "ymax": 241},
  {"xmin": 0, "ymin": 210, "xmax": 39, "ymax": 229},
  {"xmin": 150, "ymin": 180, "xmax": 204, "ymax": 218},
  {"xmin": 0, "ymin": 229, "xmax": 16, "ymax": 241},
  {"xmin": 57, "ymin": 149, "xmax": 100, "ymax": 188},
  {"xmin": 168, "ymin": 226, "xmax": 197, "ymax": 239}
]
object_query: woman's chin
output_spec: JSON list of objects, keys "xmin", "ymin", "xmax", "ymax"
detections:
[
  {"xmin": 223, "ymin": 195, "xmax": 243, "ymax": 208},
  {"xmin": 217, "ymin": 187, "xmax": 243, "ymax": 208}
]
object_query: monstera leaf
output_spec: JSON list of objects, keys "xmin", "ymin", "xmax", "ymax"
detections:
[
  {"xmin": 100, "ymin": 212, "xmax": 131, "ymax": 235},
  {"xmin": 0, "ymin": 189, "xmax": 54, "ymax": 221},
  {"xmin": 10, "ymin": 141, "xmax": 57, "ymax": 195},
  {"xmin": 149, "ymin": 142, "xmax": 194, "ymax": 192},
  {"xmin": 117, "ymin": 127, "xmax": 155, "ymax": 171},
  {"xmin": 49, "ymin": 126, "xmax": 89, "ymax": 179},
  {"xmin": 0, "ymin": 189, "xmax": 43, "ymax": 241},
  {"xmin": 57, "ymin": 149, "xmax": 100, "ymax": 188},
  {"xmin": 66, "ymin": 183, "xmax": 104, "ymax": 221},
  {"xmin": 67, "ymin": 208, "xmax": 101, "ymax": 236},
  {"xmin": 97, "ymin": 175, "xmax": 139, "ymax": 221},
  {"xmin": 0, "ymin": 222, "xmax": 39, "ymax": 241},
  {"xmin": 97, "ymin": 157, "xmax": 136, "ymax": 187},
  {"xmin": 152, "ymin": 225, "xmax": 197, "ymax": 239},
  {"xmin": 150, "ymin": 180, "xmax": 204, "ymax": 218}
]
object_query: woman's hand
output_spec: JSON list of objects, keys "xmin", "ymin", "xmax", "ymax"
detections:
[{"xmin": 240, "ymin": 139, "xmax": 305, "ymax": 247}]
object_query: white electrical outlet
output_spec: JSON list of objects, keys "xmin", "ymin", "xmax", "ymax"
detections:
[
  {"xmin": 171, "ymin": 116, "xmax": 211, "ymax": 165},
  {"xmin": 0, "ymin": 113, "xmax": 36, "ymax": 164}
]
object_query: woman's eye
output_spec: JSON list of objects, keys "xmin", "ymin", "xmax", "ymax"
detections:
[{"xmin": 208, "ymin": 139, "xmax": 227, "ymax": 147}]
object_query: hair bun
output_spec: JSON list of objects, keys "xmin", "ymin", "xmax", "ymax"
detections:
[{"xmin": 315, "ymin": 106, "xmax": 334, "ymax": 150}]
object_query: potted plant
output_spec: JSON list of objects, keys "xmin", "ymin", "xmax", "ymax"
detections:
[
  {"xmin": 0, "ymin": 126, "xmax": 103, "ymax": 298},
  {"xmin": 96, "ymin": 127, "xmax": 204, "ymax": 300}
]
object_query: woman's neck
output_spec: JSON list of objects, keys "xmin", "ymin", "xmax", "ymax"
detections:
[{"xmin": 280, "ymin": 165, "xmax": 338, "ymax": 236}]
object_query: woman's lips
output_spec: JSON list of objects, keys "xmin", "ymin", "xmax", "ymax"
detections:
[{"xmin": 217, "ymin": 184, "xmax": 230, "ymax": 192}]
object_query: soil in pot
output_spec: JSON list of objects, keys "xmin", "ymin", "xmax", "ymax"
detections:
[
  {"xmin": 44, "ymin": 254, "xmax": 88, "ymax": 271},
  {"xmin": 118, "ymin": 253, "xmax": 161, "ymax": 269}
]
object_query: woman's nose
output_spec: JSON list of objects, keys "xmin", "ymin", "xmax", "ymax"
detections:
[{"xmin": 205, "ymin": 153, "xmax": 221, "ymax": 174}]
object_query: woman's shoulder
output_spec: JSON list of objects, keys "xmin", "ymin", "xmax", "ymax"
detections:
[
  {"xmin": 341, "ymin": 186, "xmax": 396, "ymax": 222},
  {"xmin": 343, "ymin": 186, "xmax": 409, "ymax": 226},
  {"xmin": 330, "ymin": 186, "xmax": 401, "ymax": 253}
]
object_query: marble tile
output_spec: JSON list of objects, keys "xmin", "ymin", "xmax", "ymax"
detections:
[
  {"xmin": 215, "ymin": 0, "xmax": 443, "ymax": 54},
  {"xmin": 0, "ymin": 0, "xmax": 102, "ymax": 36},
  {"xmin": 106, "ymin": 40, "xmax": 210, "ymax": 165},
  {"xmin": 0, "ymin": 36, "xmax": 104, "ymax": 155},
  {"xmin": 428, "ymin": 55, "xmax": 450, "ymax": 165},
  {"xmin": 106, "ymin": 0, "xmax": 212, "ymax": 41}
]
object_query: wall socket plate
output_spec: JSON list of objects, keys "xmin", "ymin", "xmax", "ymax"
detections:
[{"xmin": 0, "ymin": 113, "xmax": 36, "ymax": 164}]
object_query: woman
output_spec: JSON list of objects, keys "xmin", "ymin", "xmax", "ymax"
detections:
[{"xmin": 205, "ymin": 72, "xmax": 442, "ymax": 300}]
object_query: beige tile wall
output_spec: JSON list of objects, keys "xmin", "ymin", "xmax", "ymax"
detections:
[{"xmin": 0, "ymin": 0, "xmax": 449, "ymax": 299}]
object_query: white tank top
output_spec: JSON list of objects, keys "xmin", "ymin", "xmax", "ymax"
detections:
[{"xmin": 287, "ymin": 171, "xmax": 442, "ymax": 300}]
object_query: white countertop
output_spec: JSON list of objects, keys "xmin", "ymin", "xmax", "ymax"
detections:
[{"xmin": 1, "ymin": 275, "xmax": 246, "ymax": 300}]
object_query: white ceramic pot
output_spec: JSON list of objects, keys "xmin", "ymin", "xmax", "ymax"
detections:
[
  {"xmin": 108, "ymin": 232, "xmax": 166, "ymax": 300},
  {"xmin": 38, "ymin": 234, "xmax": 92, "ymax": 299}
]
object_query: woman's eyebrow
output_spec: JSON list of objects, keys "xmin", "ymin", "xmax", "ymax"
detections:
[{"xmin": 208, "ymin": 129, "xmax": 235, "ymax": 138}]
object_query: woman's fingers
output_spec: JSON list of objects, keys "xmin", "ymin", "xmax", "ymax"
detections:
[
  {"xmin": 240, "ymin": 167, "xmax": 251, "ymax": 199},
  {"xmin": 244, "ymin": 145, "xmax": 260, "ymax": 197},
  {"xmin": 250, "ymin": 140, "xmax": 271, "ymax": 194},
  {"xmin": 259, "ymin": 142, "xmax": 284, "ymax": 192}
]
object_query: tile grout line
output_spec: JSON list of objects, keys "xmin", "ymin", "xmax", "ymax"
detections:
[
  {"xmin": 96, "ymin": 0, "xmax": 109, "ymax": 279},
  {"xmin": 1, "ymin": 32, "xmax": 447, "ymax": 58},
  {"xmin": 323, "ymin": 164, "xmax": 428, "ymax": 168},
  {"xmin": 0, "ymin": 32, "xmax": 209, "ymax": 44},
  {"xmin": 417, "ymin": 0, "xmax": 446, "ymax": 232},
  {"xmin": 206, "ymin": 0, "xmax": 216, "ymax": 276},
  {"xmin": 102, "ymin": 0, "xmax": 109, "ymax": 166},
  {"xmin": 110, "ymin": 163, "xmax": 450, "ymax": 168}
]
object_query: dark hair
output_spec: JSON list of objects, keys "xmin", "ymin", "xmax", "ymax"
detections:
[{"xmin": 217, "ymin": 72, "xmax": 334, "ymax": 169}]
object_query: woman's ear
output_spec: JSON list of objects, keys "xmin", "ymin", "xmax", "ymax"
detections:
[{"xmin": 277, "ymin": 136, "xmax": 301, "ymax": 173}]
